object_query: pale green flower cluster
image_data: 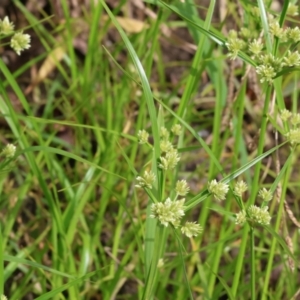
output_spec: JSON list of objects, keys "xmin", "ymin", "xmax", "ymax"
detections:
[
  {"xmin": 135, "ymin": 170, "xmax": 156, "ymax": 189},
  {"xmin": 225, "ymin": 30, "xmax": 246, "ymax": 60},
  {"xmin": 0, "ymin": 16, "xmax": 31, "ymax": 55},
  {"xmin": 175, "ymin": 179, "xmax": 190, "ymax": 196},
  {"xmin": 247, "ymin": 205, "xmax": 271, "ymax": 225},
  {"xmin": 181, "ymin": 221, "xmax": 203, "ymax": 238},
  {"xmin": 234, "ymin": 180, "xmax": 248, "ymax": 197},
  {"xmin": 150, "ymin": 197, "xmax": 185, "ymax": 227},
  {"xmin": 171, "ymin": 124, "xmax": 182, "ymax": 136},
  {"xmin": 279, "ymin": 109, "xmax": 300, "ymax": 146},
  {"xmin": 135, "ymin": 125, "xmax": 202, "ymax": 238},
  {"xmin": 158, "ymin": 127, "xmax": 180, "ymax": 170},
  {"xmin": 207, "ymin": 179, "xmax": 229, "ymax": 201},
  {"xmin": 150, "ymin": 196, "xmax": 202, "ymax": 238},
  {"xmin": 0, "ymin": 295, "xmax": 8, "ymax": 300},
  {"xmin": 235, "ymin": 187, "xmax": 272, "ymax": 226},
  {"xmin": 258, "ymin": 188, "xmax": 273, "ymax": 202},
  {"xmin": 1, "ymin": 144, "xmax": 16, "ymax": 159},
  {"xmin": 225, "ymin": 7, "xmax": 300, "ymax": 84},
  {"xmin": 137, "ymin": 129, "xmax": 149, "ymax": 144},
  {"xmin": 287, "ymin": 3, "xmax": 299, "ymax": 16}
]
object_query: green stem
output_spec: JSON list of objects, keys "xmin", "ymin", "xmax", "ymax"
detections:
[
  {"xmin": 143, "ymin": 226, "xmax": 162, "ymax": 300},
  {"xmin": 250, "ymin": 226, "xmax": 256, "ymax": 300},
  {"xmin": 261, "ymin": 153, "xmax": 293, "ymax": 299},
  {"xmin": 232, "ymin": 84, "xmax": 272, "ymax": 296}
]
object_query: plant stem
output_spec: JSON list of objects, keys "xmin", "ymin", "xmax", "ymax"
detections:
[{"xmin": 250, "ymin": 226, "xmax": 256, "ymax": 300}]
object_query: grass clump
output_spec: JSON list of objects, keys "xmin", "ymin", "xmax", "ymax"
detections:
[{"xmin": 0, "ymin": 0, "xmax": 299, "ymax": 299}]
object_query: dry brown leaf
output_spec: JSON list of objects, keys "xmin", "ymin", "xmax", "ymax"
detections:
[
  {"xmin": 102, "ymin": 15, "xmax": 148, "ymax": 33},
  {"xmin": 116, "ymin": 17, "xmax": 148, "ymax": 33},
  {"xmin": 37, "ymin": 46, "xmax": 66, "ymax": 82}
]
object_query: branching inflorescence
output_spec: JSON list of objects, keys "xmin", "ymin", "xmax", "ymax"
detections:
[
  {"xmin": 0, "ymin": 16, "xmax": 31, "ymax": 55},
  {"xmin": 135, "ymin": 125, "xmax": 202, "ymax": 238},
  {"xmin": 226, "ymin": 4, "xmax": 300, "ymax": 84}
]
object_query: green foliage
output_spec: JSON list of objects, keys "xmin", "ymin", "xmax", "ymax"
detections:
[{"xmin": 0, "ymin": 0, "xmax": 299, "ymax": 299}]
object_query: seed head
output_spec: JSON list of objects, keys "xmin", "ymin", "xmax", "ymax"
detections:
[
  {"xmin": 287, "ymin": 3, "xmax": 299, "ymax": 16},
  {"xmin": 0, "ymin": 16, "xmax": 14, "ymax": 35},
  {"xmin": 171, "ymin": 124, "xmax": 182, "ymax": 136},
  {"xmin": 258, "ymin": 188, "xmax": 273, "ymax": 202},
  {"xmin": 235, "ymin": 210, "xmax": 247, "ymax": 225},
  {"xmin": 135, "ymin": 170, "xmax": 156, "ymax": 189},
  {"xmin": 247, "ymin": 205, "xmax": 271, "ymax": 225},
  {"xmin": 150, "ymin": 197, "xmax": 185, "ymax": 227},
  {"xmin": 286, "ymin": 128, "xmax": 300, "ymax": 146},
  {"xmin": 181, "ymin": 221, "xmax": 202, "ymax": 238},
  {"xmin": 234, "ymin": 180, "xmax": 248, "ymax": 197},
  {"xmin": 282, "ymin": 50, "xmax": 300, "ymax": 67},
  {"xmin": 160, "ymin": 140, "xmax": 173, "ymax": 153},
  {"xmin": 10, "ymin": 31, "xmax": 31, "ymax": 55},
  {"xmin": 207, "ymin": 179, "xmax": 229, "ymax": 201},
  {"xmin": 249, "ymin": 39, "xmax": 263, "ymax": 57},
  {"xmin": 286, "ymin": 27, "xmax": 300, "ymax": 43},
  {"xmin": 2, "ymin": 144, "xmax": 16, "ymax": 159},
  {"xmin": 290, "ymin": 113, "xmax": 300, "ymax": 126},
  {"xmin": 256, "ymin": 65, "xmax": 276, "ymax": 84},
  {"xmin": 175, "ymin": 179, "xmax": 190, "ymax": 196},
  {"xmin": 269, "ymin": 20, "xmax": 285, "ymax": 39},
  {"xmin": 137, "ymin": 129, "xmax": 149, "ymax": 144},
  {"xmin": 159, "ymin": 148, "xmax": 180, "ymax": 170},
  {"xmin": 160, "ymin": 127, "xmax": 169, "ymax": 140},
  {"xmin": 280, "ymin": 109, "xmax": 292, "ymax": 122}
]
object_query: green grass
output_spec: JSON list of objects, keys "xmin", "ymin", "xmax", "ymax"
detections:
[{"xmin": 0, "ymin": 0, "xmax": 299, "ymax": 299}]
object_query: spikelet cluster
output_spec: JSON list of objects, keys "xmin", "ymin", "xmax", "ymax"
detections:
[
  {"xmin": 1, "ymin": 144, "xmax": 16, "ymax": 159},
  {"xmin": 225, "ymin": 5, "xmax": 300, "ymax": 84},
  {"xmin": 207, "ymin": 179, "xmax": 229, "ymax": 201},
  {"xmin": 279, "ymin": 109, "xmax": 300, "ymax": 147},
  {"xmin": 0, "ymin": 16, "xmax": 31, "ymax": 55},
  {"xmin": 135, "ymin": 125, "xmax": 202, "ymax": 238},
  {"xmin": 235, "ymin": 185, "xmax": 272, "ymax": 226}
]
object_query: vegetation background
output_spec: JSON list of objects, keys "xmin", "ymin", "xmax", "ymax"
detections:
[{"xmin": 0, "ymin": 0, "xmax": 299, "ymax": 299}]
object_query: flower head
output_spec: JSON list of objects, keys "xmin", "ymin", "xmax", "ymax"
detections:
[
  {"xmin": 249, "ymin": 39, "xmax": 263, "ymax": 57},
  {"xmin": 157, "ymin": 258, "xmax": 164, "ymax": 268},
  {"xmin": 160, "ymin": 140, "xmax": 173, "ymax": 153},
  {"xmin": 171, "ymin": 124, "xmax": 182, "ymax": 136},
  {"xmin": 290, "ymin": 113, "xmax": 300, "ymax": 126},
  {"xmin": 286, "ymin": 128, "xmax": 300, "ymax": 146},
  {"xmin": 135, "ymin": 170, "xmax": 156, "ymax": 189},
  {"xmin": 286, "ymin": 27, "xmax": 300, "ymax": 43},
  {"xmin": 256, "ymin": 65, "xmax": 276, "ymax": 84},
  {"xmin": 247, "ymin": 205, "xmax": 271, "ymax": 225},
  {"xmin": 287, "ymin": 3, "xmax": 299, "ymax": 16},
  {"xmin": 181, "ymin": 221, "xmax": 202, "ymax": 238},
  {"xmin": 235, "ymin": 210, "xmax": 247, "ymax": 225},
  {"xmin": 280, "ymin": 109, "xmax": 292, "ymax": 122},
  {"xmin": 282, "ymin": 50, "xmax": 300, "ymax": 67},
  {"xmin": 258, "ymin": 188, "xmax": 273, "ymax": 202},
  {"xmin": 175, "ymin": 179, "xmax": 190, "ymax": 196},
  {"xmin": 226, "ymin": 33, "xmax": 246, "ymax": 60},
  {"xmin": 269, "ymin": 20, "xmax": 285, "ymax": 39},
  {"xmin": 159, "ymin": 148, "xmax": 180, "ymax": 170},
  {"xmin": 234, "ymin": 180, "xmax": 248, "ymax": 197},
  {"xmin": 10, "ymin": 31, "xmax": 31, "ymax": 55},
  {"xmin": 137, "ymin": 129, "xmax": 149, "ymax": 144},
  {"xmin": 0, "ymin": 296, "xmax": 7, "ymax": 300},
  {"xmin": 2, "ymin": 144, "xmax": 16, "ymax": 159},
  {"xmin": 160, "ymin": 127, "xmax": 169, "ymax": 140},
  {"xmin": 207, "ymin": 180, "xmax": 229, "ymax": 201},
  {"xmin": 150, "ymin": 197, "xmax": 185, "ymax": 227},
  {"xmin": 0, "ymin": 16, "xmax": 14, "ymax": 35}
]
